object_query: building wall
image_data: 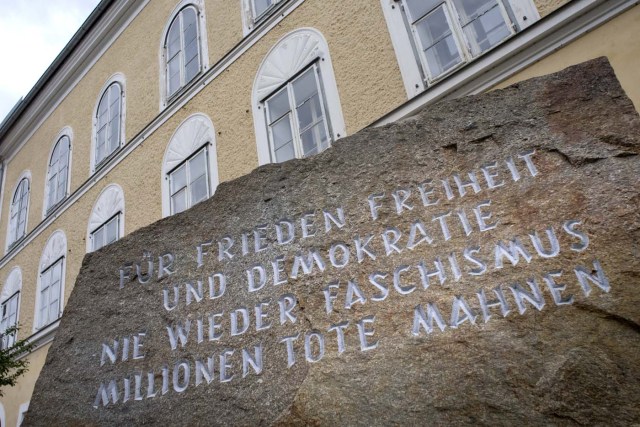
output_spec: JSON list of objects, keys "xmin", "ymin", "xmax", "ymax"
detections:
[
  {"xmin": 534, "ymin": 0, "xmax": 572, "ymax": 16},
  {"xmin": 3, "ymin": 0, "xmax": 636, "ymax": 423},
  {"xmin": 0, "ymin": 343, "xmax": 50, "ymax": 427},
  {"xmin": 496, "ymin": 4, "xmax": 640, "ymax": 112}
]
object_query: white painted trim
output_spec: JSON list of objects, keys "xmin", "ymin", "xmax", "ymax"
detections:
[
  {"xmin": 373, "ymin": 0, "xmax": 638, "ymax": 126},
  {"xmin": 0, "ymin": 402, "xmax": 5, "ymax": 427},
  {"xmin": 86, "ymin": 184, "xmax": 125, "ymax": 253},
  {"xmin": 4, "ymin": 171, "xmax": 31, "ymax": 254},
  {"xmin": 507, "ymin": 0, "xmax": 541, "ymax": 30},
  {"xmin": 252, "ymin": 27, "xmax": 346, "ymax": 165},
  {"xmin": 158, "ymin": 0, "xmax": 210, "ymax": 110},
  {"xmin": 17, "ymin": 401, "xmax": 29, "ymax": 427},
  {"xmin": 379, "ymin": 0, "xmax": 425, "ymax": 98},
  {"xmin": 33, "ymin": 230, "xmax": 67, "ymax": 334},
  {"xmin": 1, "ymin": 0, "xmax": 149, "ymax": 164},
  {"xmin": 161, "ymin": 113, "xmax": 219, "ymax": 217},
  {"xmin": 42, "ymin": 127, "xmax": 73, "ymax": 219},
  {"xmin": 91, "ymin": 73, "xmax": 127, "ymax": 174}
]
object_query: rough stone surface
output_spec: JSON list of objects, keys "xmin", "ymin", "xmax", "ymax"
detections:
[{"xmin": 26, "ymin": 58, "xmax": 640, "ymax": 426}]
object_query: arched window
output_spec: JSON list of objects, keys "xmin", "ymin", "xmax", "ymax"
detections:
[
  {"xmin": 87, "ymin": 184, "xmax": 125, "ymax": 252},
  {"xmin": 252, "ymin": 28, "xmax": 346, "ymax": 165},
  {"xmin": 45, "ymin": 134, "xmax": 71, "ymax": 213},
  {"xmin": 165, "ymin": 5, "xmax": 201, "ymax": 99},
  {"xmin": 94, "ymin": 81, "xmax": 124, "ymax": 169},
  {"xmin": 7, "ymin": 175, "xmax": 30, "ymax": 248},
  {"xmin": 161, "ymin": 114, "xmax": 219, "ymax": 217},
  {"xmin": 35, "ymin": 231, "xmax": 67, "ymax": 331},
  {"xmin": 0, "ymin": 267, "xmax": 22, "ymax": 349}
]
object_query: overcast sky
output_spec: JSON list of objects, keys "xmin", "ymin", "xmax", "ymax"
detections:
[{"xmin": 0, "ymin": 0, "xmax": 101, "ymax": 125}]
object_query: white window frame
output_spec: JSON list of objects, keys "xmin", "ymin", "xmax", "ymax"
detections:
[
  {"xmin": 263, "ymin": 63, "xmax": 332, "ymax": 162},
  {"xmin": 43, "ymin": 127, "xmax": 72, "ymax": 217},
  {"xmin": 91, "ymin": 74, "xmax": 126, "ymax": 174},
  {"xmin": 1, "ymin": 291, "xmax": 19, "ymax": 350},
  {"xmin": 380, "ymin": 0, "xmax": 540, "ymax": 97},
  {"xmin": 34, "ymin": 230, "xmax": 67, "ymax": 332},
  {"xmin": 87, "ymin": 184, "xmax": 125, "ymax": 253},
  {"xmin": 17, "ymin": 402, "xmax": 29, "ymax": 427},
  {"xmin": 0, "ymin": 267, "xmax": 22, "ymax": 350},
  {"xmin": 5, "ymin": 171, "xmax": 31, "ymax": 252},
  {"xmin": 161, "ymin": 113, "xmax": 219, "ymax": 217},
  {"xmin": 252, "ymin": 28, "xmax": 346, "ymax": 166},
  {"xmin": 90, "ymin": 214, "xmax": 120, "ymax": 252},
  {"xmin": 240, "ymin": 0, "xmax": 284, "ymax": 35},
  {"xmin": 159, "ymin": 0, "xmax": 210, "ymax": 109},
  {"xmin": 168, "ymin": 146, "xmax": 210, "ymax": 215}
]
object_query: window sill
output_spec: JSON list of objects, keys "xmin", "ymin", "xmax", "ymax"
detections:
[
  {"xmin": 93, "ymin": 146, "xmax": 124, "ymax": 175},
  {"xmin": 45, "ymin": 198, "xmax": 68, "ymax": 218}
]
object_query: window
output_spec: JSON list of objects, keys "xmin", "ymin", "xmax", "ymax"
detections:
[
  {"xmin": 87, "ymin": 184, "xmax": 125, "ymax": 252},
  {"xmin": 45, "ymin": 135, "xmax": 71, "ymax": 213},
  {"xmin": 8, "ymin": 177, "xmax": 30, "ymax": 247},
  {"xmin": 265, "ymin": 64, "xmax": 331, "ymax": 162},
  {"xmin": 253, "ymin": 28, "xmax": 346, "ymax": 166},
  {"xmin": 162, "ymin": 114, "xmax": 219, "ymax": 217},
  {"xmin": 406, "ymin": 0, "xmax": 515, "ymax": 82},
  {"xmin": 1, "ymin": 268, "xmax": 21, "ymax": 349},
  {"xmin": 38, "ymin": 259, "xmax": 63, "ymax": 329},
  {"xmin": 165, "ymin": 6, "xmax": 201, "ymax": 98},
  {"xmin": 382, "ymin": 0, "xmax": 539, "ymax": 96},
  {"xmin": 95, "ymin": 82, "xmax": 123, "ymax": 167},
  {"xmin": 0, "ymin": 292, "xmax": 19, "ymax": 349},
  {"xmin": 36, "ymin": 231, "xmax": 66, "ymax": 331},
  {"xmin": 169, "ymin": 147, "xmax": 209, "ymax": 214},
  {"xmin": 91, "ymin": 214, "xmax": 120, "ymax": 251}
]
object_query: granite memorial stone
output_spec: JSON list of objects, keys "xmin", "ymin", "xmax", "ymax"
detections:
[{"xmin": 26, "ymin": 58, "xmax": 640, "ymax": 425}]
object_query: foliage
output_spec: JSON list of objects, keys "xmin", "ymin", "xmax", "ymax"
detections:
[{"xmin": 0, "ymin": 326, "xmax": 35, "ymax": 397}]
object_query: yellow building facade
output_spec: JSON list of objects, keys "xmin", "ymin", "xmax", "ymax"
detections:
[{"xmin": 0, "ymin": 0, "xmax": 637, "ymax": 424}]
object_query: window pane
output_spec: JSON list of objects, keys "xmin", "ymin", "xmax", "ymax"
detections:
[
  {"xmin": 405, "ymin": 0, "xmax": 442, "ymax": 22},
  {"xmin": 274, "ymin": 141, "xmax": 295, "ymax": 163},
  {"xmin": 253, "ymin": 0, "xmax": 274, "ymax": 17},
  {"xmin": 296, "ymin": 94, "xmax": 323, "ymax": 131},
  {"xmin": 415, "ymin": 6, "xmax": 462, "ymax": 78},
  {"xmin": 185, "ymin": 56, "xmax": 200, "ymax": 83},
  {"xmin": 424, "ymin": 35, "xmax": 462, "ymax": 77},
  {"xmin": 415, "ymin": 6, "xmax": 453, "ymax": 49},
  {"xmin": 189, "ymin": 151, "xmax": 207, "ymax": 182},
  {"xmin": 47, "ymin": 177, "xmax": 56, "ymax": 208},
  {"xmin": 266, "ymin": 88, "xmax": 290, "ymax": 123},
  {"xmin": 167, "ymin": 20, "xmax": 181, "ymax": 59},
  {"xmin": 106, "ymin": 217, "xmax": 119, "ymax": 244},
  {"xmin": 56, "ymin": 166, "xmax": 68, "ymax": 201},
  {"xmin": 452, "ymin": 0, "xmax": 496, "ymax": 23},
  {"xmin": 171, "ymin": 188, "xmax": 188, "ymax": 214},
  {"xmin": 170, "ymin": 165, "xmax": 187, "ymax": 195},
  {"xmin": 168, "ymin": 57, "xmax": 181, "ymax": 96},
  {"xmin": 300, "ymin": 121, "xmax": 328, "ymax": 157},
  {"xmin": 270, "ymin": 117, "xmax": 294, "ymax": 151},
  {"xmin": 292, "ymin": 68, "xmax": 319, "ymax": 106},
  {"xmin": 109, "ymin": 113, "xmax": 120, "ymax": 155},
  {"xmin": 190, "ymin": 175, "xmax": 208, "ymax": 205},
  {"xmin": 458, "ymin": 3, "xmax": 511, "ymax": 55},
  {"xmin": 93, "ymin": 227, "xmax": 104, "ymax": 251}
]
